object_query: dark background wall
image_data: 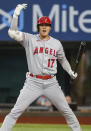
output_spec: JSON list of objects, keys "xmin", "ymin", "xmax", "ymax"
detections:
[{"xmin": 0, "ymin": 42, "xmax": 28, "ymax": 103}]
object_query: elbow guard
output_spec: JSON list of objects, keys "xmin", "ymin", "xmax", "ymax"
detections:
[
  {"xmin": 8, "ymin": 29, "xmax": 24, "ymax": 42},
  {"xmin": 8, "ymin": 29, "xmax": 14, "ymax": 39}
]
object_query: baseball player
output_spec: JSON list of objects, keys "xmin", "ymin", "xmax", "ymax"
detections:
[{"xmin": 0, "ymin": 4, "xmax": 82, "ymax": 131}]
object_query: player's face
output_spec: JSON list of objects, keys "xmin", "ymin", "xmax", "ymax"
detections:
[{"xmin": 39, "ymin": 23, "xmax": 51, "ymax": 38}]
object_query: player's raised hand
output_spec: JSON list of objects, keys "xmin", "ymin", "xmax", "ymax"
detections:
[{"xmin": 14, "ymin": 4, "xmax": 27, "ymax": 16}]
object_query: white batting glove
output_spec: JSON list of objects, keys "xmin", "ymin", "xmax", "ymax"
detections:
[
  {"xmin": 69, "ymin": 70, "xmax": 78, "ymax": 79},
  {"xmin": 14, "ymin": 4, "xmax": 27, "ymax": 16}
]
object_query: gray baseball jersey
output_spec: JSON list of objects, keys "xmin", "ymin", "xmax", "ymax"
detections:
[{"xmin": 21, "ymin": 33, "xmax": 65, "ymax": 75}]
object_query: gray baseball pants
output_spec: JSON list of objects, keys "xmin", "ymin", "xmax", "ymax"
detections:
[{"xmin": 0, "ymin": 73, "xmax": 82, "ymax": 131}]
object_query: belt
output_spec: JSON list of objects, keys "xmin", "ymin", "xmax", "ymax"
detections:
[{"xmin": 30, "ymin": 73, "xmax": 54, "ymax": 80}]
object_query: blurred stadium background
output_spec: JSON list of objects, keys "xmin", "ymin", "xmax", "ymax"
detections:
[{"xmin": 0, "ymin": 0, "xmax": 91, "ymax": 128}]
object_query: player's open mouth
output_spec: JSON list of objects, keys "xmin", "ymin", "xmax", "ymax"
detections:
[{"xmin": 42, "ymin": 30, "xmax": 46, "ymax": 32}]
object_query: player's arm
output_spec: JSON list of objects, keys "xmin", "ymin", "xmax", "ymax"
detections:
[
  {"xmin": 8, "ymin": 4, "xmax": 27, "ymax": 42},
  {"xmin": 57, "ymin": 43, "xmax": 77, "ymax": 79}
]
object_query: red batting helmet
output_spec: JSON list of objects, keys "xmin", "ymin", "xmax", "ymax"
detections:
[
  {"xmin": 37, "ymin": 16, "xmax": 51, "ymax": 25},
  {"xmin": 37, "ymin": 16, "xmax": 51, "ymax": 31}
]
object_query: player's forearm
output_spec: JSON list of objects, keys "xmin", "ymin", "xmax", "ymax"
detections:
[
  {"xmin": 10, "ymin": 3, "xmax": 27, "ymax": 31},
  {"xmin": 8, "ymin": 4, "xmax": 27, "ymax": 42},
  {"xmin": 10, "ymin": 14, "xmax": 18, "ymax": 31},
  {"xmin": 8, "ymin": 14, "xmax": 24, "ymax": 42},
  {"xmin": 58, "ymin": 57, "xmax": 72, "ymax": 76}
]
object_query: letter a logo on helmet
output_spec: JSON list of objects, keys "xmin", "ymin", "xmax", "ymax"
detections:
[
  {"xmin": 37, "ymin": 16, "xmax": 51, "ymax": 31},
  {"xmin": 37, "ymin": 16, "xmax": 51, "ymax": 25}
]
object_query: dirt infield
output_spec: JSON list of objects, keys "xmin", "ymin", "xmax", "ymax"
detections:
[{"xmin": 0, "ymin": 111, "xmax": 91, "ymax": 125}]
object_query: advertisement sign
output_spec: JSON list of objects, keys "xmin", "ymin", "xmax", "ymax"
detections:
[{"xmin": 0, "ymin": 0, "xmax": 91, "ymax": 41}]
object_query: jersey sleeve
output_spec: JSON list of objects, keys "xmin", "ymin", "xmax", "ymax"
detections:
[
  {"xmin": 57, "ymin": 41, "xmax": 72, "ymax": 75},
  {"xmin": 20, "ymin": 33, "xmax": 33, "ymax": 49},
  {"xmin": 57, "ymin": 41, "xmax": 65, "ymax": 60}
]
